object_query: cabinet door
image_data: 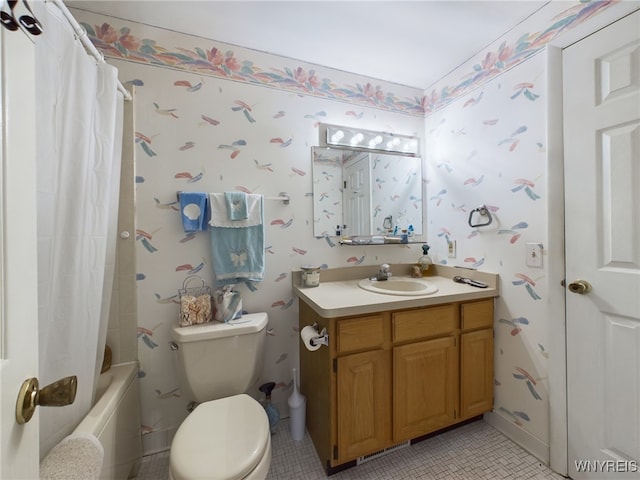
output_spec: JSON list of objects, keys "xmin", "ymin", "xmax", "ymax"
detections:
[
  {"xmin": 336, "ymin": 350, "xmax": 391, "ymax": 462},
  {"xmin": 461, "ymin": 328, "xmax": 494, "ymax": 418},
  {"xmin": 393, "ymin": 336, "xmax": 458, "ymax": 442}
]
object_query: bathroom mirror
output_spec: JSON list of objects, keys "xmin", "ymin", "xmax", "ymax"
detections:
[{"xmin": 312, "ymin": 147, "xmax": 423, "ymax": 238}]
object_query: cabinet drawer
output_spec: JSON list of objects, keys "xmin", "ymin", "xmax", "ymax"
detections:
[
  {"xmin": 337, "ymin": 315, "xmax": 384, "ymax": 353},
  {"xmin": 461, "ymin": 299, "xmax": 494, "ymax": 331},
  {"xmin": 392, "ymin": 305, "xmax": 455, "ymax": 343}
]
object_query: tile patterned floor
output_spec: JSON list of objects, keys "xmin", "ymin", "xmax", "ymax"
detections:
[{"xmin": 135, "ymin": 419, "xmax": 565, "ymax": 479}]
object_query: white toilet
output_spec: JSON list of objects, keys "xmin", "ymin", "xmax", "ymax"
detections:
[{"xmin": 169, "ymin": 312, "xmax": 272, "ymax": 480}]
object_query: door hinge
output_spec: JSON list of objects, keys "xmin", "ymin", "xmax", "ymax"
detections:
[
  {"xmin": 333, "ymin": 358, "xmax": 337, "ymax": 373},
  {"xmin": 343, "ymin": 180, "xmax": 347, "ymax": 189},
  {"xmin": 333, "ymin": 444, "xmax": 338, "ymax": 460}
]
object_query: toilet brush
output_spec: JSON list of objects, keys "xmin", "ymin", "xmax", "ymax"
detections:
[{"xmin": 288, "ymin": 368, "xmax": 306, "ymax": 441}]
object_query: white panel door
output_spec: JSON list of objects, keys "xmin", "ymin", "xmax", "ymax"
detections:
[
  {"xmin": 343, "ymin": 153, "xmax": 372, "ymax": 236},
  {"xmin": 564, "ymin": 11, "xmax": 640, "ymax": 479},
  {"xmin": 0, "ymin": 28, "xmax": 40, "ymax": 478}
]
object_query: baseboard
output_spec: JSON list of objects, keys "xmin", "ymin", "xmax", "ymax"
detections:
[
  {"xmin": 141, "ymin": 427, "xmax": 177, "ymax": 456},
  {"xmin": 484, "ymin": 411, "xmax": 550, "ymax": 465}
]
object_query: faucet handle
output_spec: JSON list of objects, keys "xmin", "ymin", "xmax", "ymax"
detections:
[{"xmin": 380, "ymin": 263, "xmax": 390, "ymax": 272}]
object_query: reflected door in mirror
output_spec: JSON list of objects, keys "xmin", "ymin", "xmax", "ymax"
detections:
[{"xmin": 343, "ymin": 152, "xmax": 372, "ymax": 236}]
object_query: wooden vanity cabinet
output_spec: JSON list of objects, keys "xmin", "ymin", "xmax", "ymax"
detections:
[
  {"xmin": 391, "ymin": 304, "xmax": 458, "ymax": 443},
  {"xmin": 393, "ymin": 336, "xmax": 458, "ymax": 442},
  {"xmin": 336, "ymin": 349, "xmax": 391, "ymax": 460},
  {"xmin": 334, "ymin": 311, "xmax": 391, "ymax": 460},
  {"xmin": 298, "ymin": 298, "xmax": 494, "ymax": 473},
  {"xmin": 460, "ymin": 300, "xmax": 494, "ymax": 419}
]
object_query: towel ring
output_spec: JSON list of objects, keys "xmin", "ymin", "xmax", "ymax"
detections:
[{"xmin": 468, "ymin": 205, "xmax": 493, "ymax": 228}]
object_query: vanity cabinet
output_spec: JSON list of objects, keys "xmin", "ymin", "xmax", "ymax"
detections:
[
  {"xmin": 299, "ymin": 297, "xmax": 494, "ymax": 473},
  {"xmin": 460, "ymin": 300, "xmax": 494, "ymax": 419},
  {"xmin": 336, "ymin": 349, "xmax": 391, "ymax": 460},
  {"xmin": 393, "ymin": 336, "xmax": 458, "ymax": 442},
  {"xmin": 334, "ymin": 313, "xmax": 392, "ymax": 460}
]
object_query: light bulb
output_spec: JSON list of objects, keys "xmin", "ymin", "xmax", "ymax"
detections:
[
  {"xmin": 330, "ymin": 130, "xmax": 344, "ymax": 143},
  {"xmin": 351, "ymin": 133, "xmax": 364, "ymax": 145}
]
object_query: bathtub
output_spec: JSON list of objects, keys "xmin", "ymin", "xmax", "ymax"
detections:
[{"xmin": 74, "ymin": 363, "xmax": 142, "ymax": 479}]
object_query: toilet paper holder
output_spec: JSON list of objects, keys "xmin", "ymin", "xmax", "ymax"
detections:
[{"xmin": 309, "ymin": 322, "xmax": 329, "ymax": 347}]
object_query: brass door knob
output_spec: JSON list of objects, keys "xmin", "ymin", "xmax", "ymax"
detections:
[
  {"xmin": 568, "ymin": 280, "xmax": 592, "ymax": 294},
  {"xmin": 16, "ymin": 376, "xmax": 77, "ymax": 424}
]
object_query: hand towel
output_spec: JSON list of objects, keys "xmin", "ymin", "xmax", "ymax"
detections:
[
  {"xmin": 209, "ymin": 193, "xmax": 261, "ymax": 228},
  {"xmin": 225, "ymin": 191, "xmax": 248, "ymax": 220},
  {"xmin": 209, "ymin": 193, "xmax": 265, "ymax": 285},
  {"xmin": 180, "ymin": 192, "xmax": 209, "ymax": 232},
  {"xmin": 40, "ymin": 433, "xmax": 104, "ymax": 479}
]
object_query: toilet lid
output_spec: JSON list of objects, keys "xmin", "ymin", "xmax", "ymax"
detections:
[{"xmin": 170, "ymin": 394, "xmax": 270, "ymax": 480}]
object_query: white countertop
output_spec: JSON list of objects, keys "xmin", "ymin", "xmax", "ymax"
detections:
[{"xmin": 293, "ymin": 264, "xmax": 499, "ymax": 318}]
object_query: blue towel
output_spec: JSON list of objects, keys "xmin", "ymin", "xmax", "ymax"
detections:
[
  {"xmin": 225, "ymin": 191, "xmax": 248, "ymax": 220},
  {"xmin": 210, "ymin": 195, "xmax": 264, "ymax": 285},
  {"xmin": 180, "ymin": 192, "xmax": 208, "ymax": 232}
]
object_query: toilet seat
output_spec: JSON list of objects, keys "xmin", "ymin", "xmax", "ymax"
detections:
[{"xmin": 170, "ymin": 394, "xmax": 270, "ymax": 480}]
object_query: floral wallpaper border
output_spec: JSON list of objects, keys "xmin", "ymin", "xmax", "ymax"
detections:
[
  {"xmin": 424, "ymin": 0, "xmax": 620, "ymax": 114},
  {"xmin": 79, "ymin": 0, "xmax": 618, "ymax": 117}
]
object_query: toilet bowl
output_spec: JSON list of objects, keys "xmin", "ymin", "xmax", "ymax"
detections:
[
  {"xmin": 170, "ymin": 395, "xmax": 271, "ymax": 480},
  {"xmin": 169, "ymin": 313, "xmax": 272, "ymax": 480}
]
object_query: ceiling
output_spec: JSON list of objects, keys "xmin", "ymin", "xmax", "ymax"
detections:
[{"xmin": 66, "ymin": 0, "xmax": 549, "ymax": 90}]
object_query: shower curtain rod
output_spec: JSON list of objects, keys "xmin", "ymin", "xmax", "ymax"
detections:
[{"xmin": 50, "ymin": 0, "xmax": 132, "ymax": 101}]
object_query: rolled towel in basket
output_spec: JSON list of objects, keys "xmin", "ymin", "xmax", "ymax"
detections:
[{"xmin": 40, "ymin": 433, "xmax": 104, "ymax": 480}]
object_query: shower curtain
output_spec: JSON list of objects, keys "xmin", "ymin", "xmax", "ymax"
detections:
[{"xmin": 34, "ymin": 2, "xmax": 124, "ymax": 457}]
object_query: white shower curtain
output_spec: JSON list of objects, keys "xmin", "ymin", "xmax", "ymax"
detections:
[{"xmin": 34, "ymin": 2, "xmax": 124, "ymax": 457}]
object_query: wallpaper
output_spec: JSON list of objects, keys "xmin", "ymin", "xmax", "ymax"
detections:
[
  {"xmin": 131, "ymin": 70, "xmax": 423, "ymax": 451},
  {"xmin": 78, "ymin": 1, "xmax": 619, "ymax": 116},
  {"xmin": 424, "ymin": 0, "xmax": 620, "ymax": 114},
  {"xmin": 425, "ymin": 52, "xmax": 550, "ymax": 444},
  {"xmin": 71, "ymin": 10, "xmax": 425, "ymax": 452}
]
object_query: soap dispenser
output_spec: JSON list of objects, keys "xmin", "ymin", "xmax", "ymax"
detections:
[
  {"xmin": 418, "ymin": 244, "xmax": 433, "ymax": 276},
  {"xmin": 259, "ymin": 382, "xmax": 280, "ymax": 434}
]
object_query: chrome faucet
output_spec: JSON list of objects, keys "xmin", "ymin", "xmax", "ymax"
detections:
[{"xmin": 371, "ymin": 263, "xmax": 392, "ymax": 281}]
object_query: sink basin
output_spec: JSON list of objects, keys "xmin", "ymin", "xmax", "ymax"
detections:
[{"xmin": 358, "ymin": 277, "xmax": 439, "ymax": 296}]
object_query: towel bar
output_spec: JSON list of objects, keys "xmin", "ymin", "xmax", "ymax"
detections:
[
  {"xmin": 177, "ymin": 191, "xmax": 290, "ymax": 205},
  {"xmin": 468, "ymin": 205, "xmax": 493, "ymax": 228}
]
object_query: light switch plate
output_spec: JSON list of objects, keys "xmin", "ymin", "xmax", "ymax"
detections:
[{"xmin": 526, "ymin": 243, "xmax": 543, "ymax": 268}]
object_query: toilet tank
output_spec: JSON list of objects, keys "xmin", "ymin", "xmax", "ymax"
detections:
[{"xmin": 171, "ymin": 312, "xmax": 268, "ymax": 403}]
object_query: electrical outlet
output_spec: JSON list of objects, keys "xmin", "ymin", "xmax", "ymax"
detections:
[
  {"xmin": 447, "ymin": 240, "xmax": 457, "ymax": 258},
  {"xmin": 526, "ymin": 243, "xmax": 543, "ymax": 268}
]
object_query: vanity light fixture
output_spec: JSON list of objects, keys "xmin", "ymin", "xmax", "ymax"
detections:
[{"xmin": 323, "ymin": 124, "xmax": 420, "ymax": 155}]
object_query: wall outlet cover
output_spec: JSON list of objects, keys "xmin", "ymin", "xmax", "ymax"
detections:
[{"xmin": 447, "ymin": 240, "xmax": 457, "ymax": 258}]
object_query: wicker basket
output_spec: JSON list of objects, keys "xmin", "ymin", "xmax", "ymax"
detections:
[{"xmin": 178, "ymin": 276, "xmax": 213, "ymax": 327}]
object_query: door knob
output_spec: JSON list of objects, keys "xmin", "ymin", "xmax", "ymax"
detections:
[
  {"xmin": 16, "ymin": 375, "xmax": 77, "ymax": 424},
  {"xmin": 568, "ymin": 279, "xmax": 592, "ymax": 294}
]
